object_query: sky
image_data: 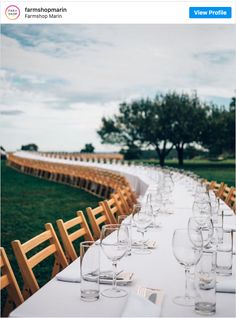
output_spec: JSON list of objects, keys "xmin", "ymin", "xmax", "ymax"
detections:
[{"xmin": 1, "ymin": 25, "xmax": 236, "ymax": 152}]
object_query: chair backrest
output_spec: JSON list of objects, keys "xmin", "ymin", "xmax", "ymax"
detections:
[
  {"xmin": 86, "ymin": 204, "xmax": 111, "ymax": 239},
  {"xmin": 118, "ymin": 188, "xmax": 134, "ymax": 214},
  {"xmin": 0, "ymin": 247, "xmax": 24, "ymax": 317},
  {"xmin": 56, "ymin": 211, "xmax": 94, "ymax": 263},
  {"xmin": 215, "ymin": 182, "xmax": 225, "ymax": 197},
  {"xmin": 99, "ymin": 199, "xmax": 119, "ymax": 224},
  {"xmin": 111, "ymin": 191, "xmax": 129, "ymax": 215},
  {"xmin": 11, "ymin": 223, "xmax": 68, "ymax": 299},
  {"xmin": 225, "ymin": 188, "xmax": 236, "ymax": 213},
  {"xmin": 220, "ymin": 184, "xmax": 232, "ymax": 202},
  {"xmin": 206, "ymin": 180, "xmax": 217, "ymax": 190}
]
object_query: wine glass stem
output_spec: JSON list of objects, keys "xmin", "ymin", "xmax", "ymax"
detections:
[
  {"xmin": 184, "ymin": 267, "xmax": 191, "ymax": 299},
  {"xmin": 112, "ymin": 261, "xmax": 117, "ymax": 291},
  {"xmin": 141, "ymin": 231, "xmax": 145, "ymax": 251}
]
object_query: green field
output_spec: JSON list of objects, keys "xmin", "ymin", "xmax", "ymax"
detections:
[
  {"xmin": 1, "ymin": 161, "xmax": 99, "ymax": 312},
  {"xmin": 136, "ymin": 159, "xmax": 235, "ymax": 187}
]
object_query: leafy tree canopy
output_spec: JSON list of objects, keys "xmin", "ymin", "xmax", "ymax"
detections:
[
  {"xmin": 21, "ymin": 143, "xmax": 38, "ymax": 151},
  {"xmin": 80, "ymin": 143, "xmax": 95, "ymax": 153}
]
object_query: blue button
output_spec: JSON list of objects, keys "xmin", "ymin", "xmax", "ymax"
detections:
[{"xmin": 189, "ymin": 7, "xmax": 232, "ymax": 19}]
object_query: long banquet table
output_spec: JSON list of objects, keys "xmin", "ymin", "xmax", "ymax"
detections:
[{"xmin": 10, "ymin": 153, "xmax": 236, "ymax": 317}]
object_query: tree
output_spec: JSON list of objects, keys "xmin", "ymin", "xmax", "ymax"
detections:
[
  {"xmin": 21, "ymin": 143, "xmax": 38, "ymax": 151},
  {"xmin": 120, "ymin": 145, "xmax": 142, "ymax": 160},
  {"xmin": 97, "ymin": 98, "xmax": 174, "ymax": 166},
  {"xmin": 202, "ymin": 102, "xmax": 235, "ymax": 157},
  {"xmin": 80, "ymin": 143, "xmax": 95, "ymax": 153},
  {"xmin": 162, "ymin": 92, "xmax": 208, "ymax": 165}
]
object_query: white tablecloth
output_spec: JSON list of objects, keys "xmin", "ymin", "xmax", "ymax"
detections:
[{"xmin": 10, "ymin": 154, "xmax": 236, "ymax": 317}]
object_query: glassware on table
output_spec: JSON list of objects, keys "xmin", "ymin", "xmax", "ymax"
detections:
[
  {"xmin": 172, "ymin": 228, "xmax": 203, "ymax": 306},
  {"xmin": 195, "ymin": 183, "xmax": 209, "ymax": 201},
  {"xmin": 188, "ymin": 217, "xmax": 214, "ymax": 249},
  {"xmin": 216, "ymin": 229, "xmax": 233, "ymax": 276},
  {"xmin": 80, "ymin": 241, "xmax": 100, "ymax": 302},
  {"xmin": 195, "ymin": 251, "xmax": 216, "ymax": 315},
  {"xmin": 145, "ymin": 193, "xmax": 156, "ymax": 228},
  {"xmin": 147, "ymin": 192, "xmax": 162, "ymax": 228},
  {"xmin": 192, "ymin": 200, "xmax": 212, "ymax": 223},
  {"xmin": 208, "ymin": 190, "xmax": 220, "ymax": 224},
  {"xmin": 132, "ymin": 203, "xmax": 153, "ymax": 254},
  {"xmin": 118, "ymin": 215, "xmax": 132, "ymax": 256},
  {"xmin": 100, "ymin": 224, "xmax": 129, "ymax": 298}
]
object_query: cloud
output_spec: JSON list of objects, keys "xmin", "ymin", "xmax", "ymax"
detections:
[
  {"xmin": 194, "ymin": 49, "xmax": 236, "ymax": 64},
  {"xmin": 0, "ymin": 110, "xmax": 24, "ymax": 116},
  {"xmin": 1, "ymin": 25, "xmax": 112, "ymax": 58},
  {"xmin": 1, "ymin": 25, "xmax": 235, "ymax": 151}
]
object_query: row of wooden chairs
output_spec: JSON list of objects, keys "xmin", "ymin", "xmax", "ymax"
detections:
[
  {"xmin": 39, "ymin": 151, "xmax": 124, "ymax": 162},
  {"xmin": 1, "ymin": 186, "xmax": 137, "ymax": 316},
  {"xmin": 206, "ymin": 181, "xmax": 236, "ymax": 213},
  {"xmin": 7, "ymin": 154, "xmax": 130, "ymax": 199}
]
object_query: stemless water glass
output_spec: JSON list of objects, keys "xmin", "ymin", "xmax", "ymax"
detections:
[
  {"xmin": 195, "ymin": 251, "xmax": 216, "ymax": 315},
  {"xmin": 132, "ymin": 203, "xmax": 152, "ymax": 254},
  {"xmin": 172, "ymin": 228, "xmax": 203, "ymax": 306},
  {"xmin": 80, "ymin": 241, "xmax": 100, "ymax": 302},
  {"xmin": 100, "ymin": 224, "xmax": 129, "ymax": 298}
]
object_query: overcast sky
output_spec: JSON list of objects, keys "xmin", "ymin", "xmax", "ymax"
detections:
[{"xmin": 1, "ymin": 25, "xmax": 236, "ymax": 152}]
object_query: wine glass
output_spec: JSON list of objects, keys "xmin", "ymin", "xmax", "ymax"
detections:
[
  {"xmin": 172, "ymin": 228, "xmax": 203, "ymax": 306},
  {"xmin": 148, "ymin": 192, "xmax": 162, "ymax": 228},
  {"xmin": 192, "ymin": 200, "xmax": 212, "ymax": 224},
  {"xmin": 194, "ymin": 184, "xmax": 210, "ymax": 203},
  {"xmin": 100, "ymin": 224, "xmax": 129, "ymax": 298},
  {"xmin": 188, "ymin": 217, "xmax": 214, "ymax": 249},
  {"xmin": 208, "ymin": 190, "xmax": 220, "ymax": 224},
  {"xmin": 132, "ymin": 203, "xmax": 152, "ymax": 254}
]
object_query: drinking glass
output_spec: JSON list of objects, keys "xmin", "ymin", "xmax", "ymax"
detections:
[
  {"xmin": 80, "ymin": 241, "xmax": 100, "ymax": 302},
  {"xmin": 208, "ymin": 190, "xmax": 220, "ymax": 224},
  {"xmin": 172, "ymin": 228, "xmax": 203, "ymax": 306},
  {"xmin": 188, "ymin": 217, "xmax": 214, "ymax": 249},
  {"xmin": 195, "ymin": 251, "xmax": 216, "ymax": 315},
  {"xmin": 118, "ymin": 215, "xmax": 132, "ymax": 256},
  {"xmin": 145, "ymin": 193, "xmax": 157, "ymax": 228},
  {"xmin": 216, "ymin": 229, "xmax": 233, "ymax": 276},
  {"xmin": 192, "ymin": 200, "xmax": 212, "ymax": 223},
  {"xmin": 132, "ymin": 203, "xmax": 153, "ymax": 254},
  {"xmin": 100, "ymin": 224, "xmax": 129, "ymax": 298}
]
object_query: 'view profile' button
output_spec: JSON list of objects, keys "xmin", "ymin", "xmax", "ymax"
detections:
[{"xmin": 189, "ymin": 7, "xmax": 232, "ymax": 19}]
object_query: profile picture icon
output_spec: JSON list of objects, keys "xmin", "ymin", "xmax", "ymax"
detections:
[{"xmin": 5, "ymin": 5, "xmax": 20, "ymax": 20}]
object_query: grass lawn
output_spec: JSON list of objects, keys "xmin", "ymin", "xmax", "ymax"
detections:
[
  {"xmin": 1, "ymin": 161, "xmax": 99, "ymax": 312},
  {"xmin": 136, "ymin": 159, "xmax": 235, "ymax": 187}
]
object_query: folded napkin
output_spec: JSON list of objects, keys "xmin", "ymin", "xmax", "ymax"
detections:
[
  {"xmin": 216, "ymin": 281, "xmax": 236, "ymax": 294},
  {"xmin": 56, "ymin": 269, "xmax": 134, "ymax": 285},
  {"xmin": 132, "ymin": 240, "xmax": 157, "ymax": 249},
  {"xmin": 56, "ymin": 269, "xmax": 81, "ymax": 283},
  {"xmin": 121, "ymin": 292, "xmax": 162, "ymax": 317}
]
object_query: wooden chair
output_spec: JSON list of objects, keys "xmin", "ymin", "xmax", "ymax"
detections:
[
  {"xmin": 11, "ymin": 223, "xmax": 68, "ymax": 299},
  {"xmin": 0, "ymin": 247, "xmax": 24, "ymax": 317},
  {"xmin": 56, "ymin": 211, "xmax": 94, "ymax": 263},
  {"xmin": 99, "ymin": 199, "xmax": 119, "ymax": 224},
  {"xmin": 215, "ymin": 182, "xmax": 225, "ymax": 197},
  {"xmin": 118, "ymin": 188, "xmax": 134, "ymax": 214},
  {"xmin": 111, "ymin": 191, "xmax": 129, "ymax": 215},
  {"xmin": 86, "ymin": 204, "xmax": 111, "ymax": 239},
  {"xmin": 206, "ymin": 180, "xmax": 217, "ymax": 191},
  {"xmin": 225, "ymin": 188, "xmax": 236, "ymax": 213},
  {"xmin": 220, "ymin": 184, "xmax": 232, "ymax": 202}
]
